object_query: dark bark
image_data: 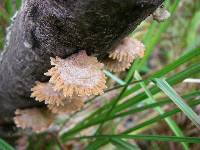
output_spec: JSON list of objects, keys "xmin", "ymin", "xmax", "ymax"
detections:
[{"xmin": 0, "ymin": 0, "xmax": 163, "ymax": 117}]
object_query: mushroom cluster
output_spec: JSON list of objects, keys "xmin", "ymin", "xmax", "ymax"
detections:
[
  {"xmin": 14, "ymin": 37, "xmax": 145, "ymax": 132},
  {"xmin": 31, "ymin": 50, "xmax": 106, "ymax": 113}
]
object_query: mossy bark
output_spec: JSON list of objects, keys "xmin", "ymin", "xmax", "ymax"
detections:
[{"xmin": 0, "ymin": 0, "xmax": 163, "ymax": 117}]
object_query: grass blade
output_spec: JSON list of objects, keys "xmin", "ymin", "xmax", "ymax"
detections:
[
  {"xmin": 123, "ymin": 100, "xmax": 200, "ymax": 134},
  {"xmin": 76, "ymin": 134, "xmax": 200, "ymax": 144},
  {"xmin": 134, "ymin": 71, "xmax": 189, "ymax": 150},
  {"xmin": 95, "ymin": 75, "xmax": 133, "ymax": 134},
  {"xmin": 0, "ymin": 138, "xmax": 15, "ymax": 150},
  {"xmin": 154, "ymin": 79, "xmax": 200, "ymax": 128},
  {"xmin": 16, "ymin": 0, "xmax": 22, "ymax": 10},
  {"xmin": 4, "ymin": 0, "xmax": 14, "ymax": 16},
  {"xmin": 84, "ymin": 138, "xmax": 108, "ymax": 150},
  {"xmin": 104, "ymin": 70, "xmax": 126, "ymax": 85},
  {"xmin": 186, "ymin": 11, "xmax": 200, "ymax": 50},
  {"xmin": 110, "ymin": 138, "xmax": 140, "ymax": 150}
]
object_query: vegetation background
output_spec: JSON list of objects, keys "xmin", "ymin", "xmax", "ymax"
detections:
[{"xmin": 0, "ymin": 0, "xmax": 200, "ymax": 150}]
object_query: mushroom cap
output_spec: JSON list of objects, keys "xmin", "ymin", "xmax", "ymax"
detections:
[
  {"xmin": 45, "ymin": 50, "xmax": 107, "ymax": 97},
  {"xmin": 14, "ymin": 108, "xmax": 55, "ymax": 133},
  {"xmin": 109, "ymin": 37, "xmax": 145, "ymax": 62},
  {"xmin": 104, "ymin": 57, "xmax": 131, "ymax": 73},
  {"xmin": 31, "ymin": 82, "xmax": 65, "ymax": 106},
  {"xmin": 48, "ymin": 97, "xmax": 84, "ymax": 114}
]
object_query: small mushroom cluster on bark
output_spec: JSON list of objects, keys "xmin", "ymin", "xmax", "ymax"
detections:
[
  {"xmin": 13, "ymin": 5, "xmax": 170, "ymax": 133},
  {"xmin": 14, "ymin": 38, "xmax": 144, "ymax": 132}
]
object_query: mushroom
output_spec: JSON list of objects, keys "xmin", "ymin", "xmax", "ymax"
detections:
[
  {"xmin": 14, "ymin": 108, "xmax": 55, "ymax": 133},
  {"xmin": 48, "ymin": 97, "xmax": 84, "ymax": 114},
  {"xmin": 45, "ymin": 50, "xmax": 107, "ymax": 97},
  {"xmin": 31, "ymin": 81, "xmax": 84, "ymax": 114},
  {"xmin": 31, "ymin": 81, "xmax": 65, "ymax": 106},
  {"xmin": 103, "ymin": 37, "xmax": 145, "ymax": 72},
  {"xmin": 104, "ymin": 57, "xmax": 131, "ymax": 73},
  {"xmin": 109, "ymin": 37, "xmax": 145, "ymax": 63}
]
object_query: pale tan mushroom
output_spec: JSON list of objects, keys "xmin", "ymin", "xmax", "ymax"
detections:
[
  {"xmin": 48, "ymin": 97, "xmax": 84, "ymax": 114},
  {"xmin": 31, "ymin": 82, "xmax": 65, "ymax": 106},
  {"xmin": 104, "ymin": 57, "xmax": 131, "ymax": 73},
  {"xmin": 45, "ymin": 50, "xmax": 107, "ymax": 97},
  {"xmin": 14, "ymin": 108, "xmax": 55, "ymax": 133},
  {"xmin": 109, "ymin": 37, "xmax": 145, "ymax": 63}
]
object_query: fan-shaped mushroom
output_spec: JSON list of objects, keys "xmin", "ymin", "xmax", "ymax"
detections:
[
  {"xmin": 31, "ymin": 82, "xmax": 65, "ymax": 106},
  {"xmin": 45, "ymin": 50, "xmax": 107, "ymax": 97},
  {"xmin": 109, "ymin": 37, "xmax": 145, "ymax": 63},
  {"xmin": 14, "ymin": 108, "xmax": 55, "ymax": 133},
  {"xmin": 104, "ymin": 58, "xmax": 131, "ymax": 73}
]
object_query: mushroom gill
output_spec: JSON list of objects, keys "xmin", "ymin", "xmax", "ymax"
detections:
[
  {"xmin": 14, "ymin": 108, "xmax": 55, "ymax": 133},
  {"xmin": 109, "ymin": 37, "xmax": 145, "ymax": 63},
  {"xmin": 45, "ymin": 50, "xmax": 107, "ymax": 97},
  {"xmin": 48, "ymin": 97, "xmax": 84, "ymax": 114},
  {"xmin": 104, "ymin": 57, "xmax": 131, "ymax": 73},
  {"xmin": 31, "ymin": 81, "xmax": 65, "ymax": 106}
]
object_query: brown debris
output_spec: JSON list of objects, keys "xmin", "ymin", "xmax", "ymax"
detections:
[
  {"xmin": 45, "ymin": 50, "xmax": 107, "ymax": 97},
  {"xmin": 109, "ymin": 37, "xmax": 145, "ymax": 62},
  {"xmin": 31, "ymin": 82, "xmax": 65, "ymax": 106},
  {"xmin": 48, "ymin": 97, "xmax": 84, "ymax": 114},
  {"xmin": 153, "ymin": 6, "xmax": 171, "ymax": 22},
  {"xmin": 14, "ymin": 108, "xmax": 55, "ymax": 133},
  {"xmin": 104, "ymin": 57, "xmax": 131, "ymax": 73}
]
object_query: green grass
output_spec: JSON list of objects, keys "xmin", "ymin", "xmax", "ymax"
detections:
[
  {"xmin": 0, "ymin": 138, "xmax": 15, "ymax": 150},
  {"xmin": 154, "ymin": 79, "xmax": 200, "ymax": 128},
  {"xmin": 71, "ymin": 134, "xmax": 200, "ymax": 144},
  {"xmin": 135, "ymin": 71, "xmax": 189, "ymax": 150}
]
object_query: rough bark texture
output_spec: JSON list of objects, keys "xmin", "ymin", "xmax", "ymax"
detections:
[{"xmin": 0, "ymin": 0, "xmax": 163, "ymax": 117}]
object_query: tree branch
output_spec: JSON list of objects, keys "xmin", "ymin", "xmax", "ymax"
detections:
[{"xmin": 0, "ymin": 0, "xmax": 163, "ymax": 117}]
